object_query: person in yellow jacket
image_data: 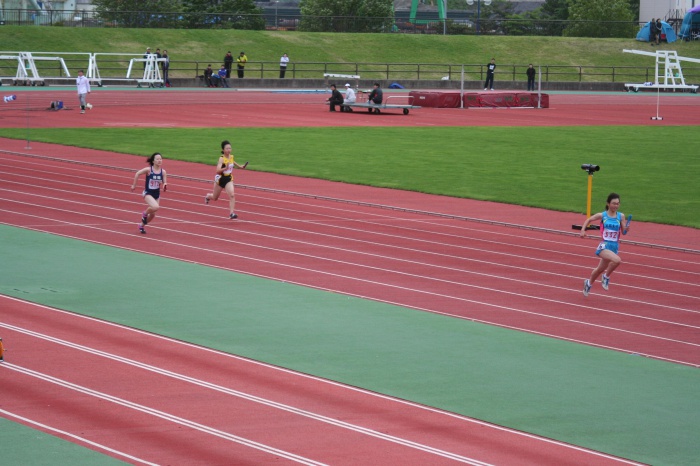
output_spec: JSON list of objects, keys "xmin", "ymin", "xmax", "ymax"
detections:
[{"xmin": 236, "ymin": 51, "xmax": 248, "ymax": 78}]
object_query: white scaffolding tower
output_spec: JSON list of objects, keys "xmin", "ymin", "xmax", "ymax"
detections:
[
  {"xmin": 126, "ymin": 54, "xmax": 166, "ymax": 88},
  {"xmin": 623, "ymin": 49, "xmax": 700, "ymax": 93}
]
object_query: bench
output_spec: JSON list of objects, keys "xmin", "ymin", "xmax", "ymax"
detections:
[{"xmin": 342, "ymin": 95, "xmax": 421, "ymax": 115}]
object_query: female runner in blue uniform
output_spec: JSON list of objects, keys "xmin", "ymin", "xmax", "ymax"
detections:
[
  {"xmin": 580, "ymin": 192, "xmax": 630, "ymax": 296},
  {"xmin": 131, "ymin": 152, "xmax": 167, "ymax": 234},
  {"xmin": 204, "ymin": 140, "xmax": 247, "ymax": 219}
]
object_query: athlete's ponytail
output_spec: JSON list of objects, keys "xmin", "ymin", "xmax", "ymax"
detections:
[
  {"xmin": 146, "ymin": 152, "xmax": 161, "ymax": 166},
  {"xmin": 221, "ymin": 140, "xmax": 231, "ymax": 154},
  {"xmin": 605, "ymin": 192, "xmax": 620, "ymax": 210}
]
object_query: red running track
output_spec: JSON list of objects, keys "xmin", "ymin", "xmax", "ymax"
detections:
[
  {"xmin": 2, "ymin": 89, "xmax": 700, "ymax": 128},
  {"xmin": 0, "ymin": 296, "xmax": 640, "ymax": 465},
  {"xmin": 0, "ymin": 147, "xmax": 698, "ymax": 369},
  {"xmin": 1, "ymin": 89, "xmax": 699, "ymax": 463}
]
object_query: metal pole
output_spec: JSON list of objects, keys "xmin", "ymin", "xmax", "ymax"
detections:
[
  {"xmin": 586, "ymin": 174, "xmax": 593, "ymax": 218},
  {"xmin": 460, "ymin": 64, "xmax": 464, "ymax": 109},
  {"xmin": 477, "ymin": 0, "xmax": 481, "ymax": 36},
  {"xmin": 443, "ymin": 0, "xmax": 446, "ymax": 35}
]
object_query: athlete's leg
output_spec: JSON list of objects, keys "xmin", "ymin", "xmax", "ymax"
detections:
[
  {"xmin": 207, "ymin": 183, "xmax": 223, "ymax": 202},
  {"xmin": 589, "ymin": 257, "xmax": 612, "ymax": 284},
  {"xmin": 225, "ymin": 182, "xmax": 235, "ymax": 215},
  {"xmin": 601, "ymin": 250, "xmax": 622, "ymax": 277},
  {"xmin": 143, "ymin": 195, "xmax": 159, "ymax": 223}
]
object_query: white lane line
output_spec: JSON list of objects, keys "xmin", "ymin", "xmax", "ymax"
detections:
[
  {"xmin": 2, "ymin": 198, "xmax": 700, "ymax": 326},
  {"xmin": 2, "ymin": 206, "xmax": 699, "ymax": 355},
  {"xmin": 0, "ymin": 408, "xmax": 159, "ymax": 465},
  {"xmin": 0, "ymin": 295, "xmax": 676, "ymax": 460},
  {"xmin": 1, "ymin": 363, "xmax": 329, "ymax": 466},
  {"xmin": 1, "ymin": 322, "xmax": 493, "ymax": 465}
]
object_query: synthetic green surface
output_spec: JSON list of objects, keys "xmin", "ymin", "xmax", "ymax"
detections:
[
  {"xmin": 1, "ymin": 224, "xmax": 698, "ymax": 465},
  {"xmin": 1, "ymin": 126, "xmax": 698, "ymax": 228},
  {"xmin": 0, "ymin": 417, "xmax": 126, "ymax": 465}
]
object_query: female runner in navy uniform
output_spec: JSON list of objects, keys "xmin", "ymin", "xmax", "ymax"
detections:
[
  {"xmin": 204, "ymin": 140, "xmax": 247, "ymax": 219},
  {"xmin": 580, "ymin": 192, "xmax": 630, "ymax": 296},
  {"xmin": 131, "ymin": 152, "xmax": 167, "ymax": 234}
]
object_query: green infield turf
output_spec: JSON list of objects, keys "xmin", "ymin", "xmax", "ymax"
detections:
[{"xmin": 1, "ymin": 126, "xmax": 698, "ymax": 228}]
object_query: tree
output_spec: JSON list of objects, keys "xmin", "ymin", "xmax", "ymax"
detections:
[
  {"xmin": 530, "ymin": 0, "xmax": 568, "ymax": 36},
  {"xmin": 298, "ymin": 0, "xmax": 394, "ymax": 33},
  {"xmin": 180, "ymin": 0, "xmax": 265, "ymax": 29},
  {"xmin": 474, "ymin": 0, "xmax": 515, "ymax": 36},
  {"xmin": 92, "ymin": 0, "xmax": 181, "ymax": 28},
  {"xmin": 564, "ymin": 0, "xmax": 637, "ymax": 38},
  {"xmin": 541, "ymin": 0, "xmax": 568, "ymax": 21}
]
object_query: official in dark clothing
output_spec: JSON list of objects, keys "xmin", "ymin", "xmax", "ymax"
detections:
[
  {"xmin": 204, "ymin": 64, "xmax": 214, "ymax": 87},
  {"xmin": 484, "ymin": 58, "xmax": 496, "ymax": 90},
  {"xmin": 368, "ymin": 82, "xmax": 383, "ymax": 104},
  {"xmin": 224, "ymin": 51, "xmax": 233, "ymax": 78},
  {"xmin": 327, "ymin": 84, "xmax": 344, "ymax": 112},
  {"xmin": 526, "ymin": 64, "xmax": 536, "ymax": 91}
]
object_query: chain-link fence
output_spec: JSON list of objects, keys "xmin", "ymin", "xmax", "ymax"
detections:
[{"xmin": 0, "ymin": 8, "xmax": 650, "ymax": 37}]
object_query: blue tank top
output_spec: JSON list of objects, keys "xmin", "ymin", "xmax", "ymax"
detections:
[{"xmin": 600, "ymin": 211, "xmax": 622, "ymax": 243}]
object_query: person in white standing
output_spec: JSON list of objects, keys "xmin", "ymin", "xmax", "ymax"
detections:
[
  {"xmin": 343, "ymin": 83, "xmax": 356, "ymax": 112},
  {"xmin": 76, "ymin": 69, "xmax": 91, "ymax": 114},
  {"xmin": 279, "ymin": 53, "xmax": 289, "ymax": 78}
]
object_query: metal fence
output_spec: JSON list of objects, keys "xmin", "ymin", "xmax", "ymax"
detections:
[{"xmin": 3, "ymin": 55, "xmax": 698, "ymax": 85}]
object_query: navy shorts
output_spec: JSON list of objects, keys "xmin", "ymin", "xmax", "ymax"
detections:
[
  {"xmin": 143, "ymin": 189, "xmax": 160, "ymax": 200},
  {"xmin": 218, "ymin": 174, "xmax": 232, "ymax": 188}
]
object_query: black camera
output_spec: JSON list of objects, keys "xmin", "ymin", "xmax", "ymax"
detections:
[{"xmin": 581, "ymin": 164, "xmax": 600, "ymax": 173}]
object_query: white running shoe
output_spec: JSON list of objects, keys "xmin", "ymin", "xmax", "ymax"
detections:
[
  {"xmin": 601, "ymin": 274, "xmax": 610, "ymax": 291},
  {"xmin": 583, "ymin": 279, "xmax": 592, "ymax": 297}
]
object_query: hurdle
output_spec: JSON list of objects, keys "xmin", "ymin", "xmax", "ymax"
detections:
[{"xmin": 323, "ymin": 73, "xmax": 360, "ymax": 88}]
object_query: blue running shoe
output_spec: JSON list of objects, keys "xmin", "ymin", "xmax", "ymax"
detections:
[
  {"xmin": 139, "ymin": 224, "xmax": 146, "ymax": 234},
  {"xmin": 583, "ymin": 279, "xmax": 592, "ymax": 297},
  {"xmin": 601, "ymin": 274, "xmax": 610, "ymax": 291}
]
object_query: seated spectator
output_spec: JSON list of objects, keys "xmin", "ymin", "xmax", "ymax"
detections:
[
  {"xmin": 218, "ymin": 65, "xmax": 230, "ymax": 88},
  {"xmin": 326, "ymin": 84, "xmax": 344, "ymax": 112},
  {"xmin": 343, "ymin": 83, "xmax": 356, "ymax": 112},
  {"xmin": 368, "ymin": 82, "xmax": 383, "ymax": 105},
  {"xmin": 204, "ymin": 64, "xmax": 214, "ymax": 87}
]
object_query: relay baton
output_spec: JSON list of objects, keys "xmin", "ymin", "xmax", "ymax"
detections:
[
  {"xmin": 623, "ymin": 215, "xmax": 632, "ymax": 235},
  {"xmin": 242, "ymin": 161, "xmax": 249, "ymax": 169}
]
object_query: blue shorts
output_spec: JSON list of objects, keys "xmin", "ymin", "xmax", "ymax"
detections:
[{"xmin": 596, "ymin": 241, "xmax": 619, "ymax": 256}]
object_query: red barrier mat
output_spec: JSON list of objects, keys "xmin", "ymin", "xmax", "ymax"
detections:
[{"xmin": 408, "ymin": 91, "xmax": 440, "ymax": 107}]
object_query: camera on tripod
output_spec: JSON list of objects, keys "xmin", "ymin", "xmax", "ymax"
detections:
[{"xmin": 581, "ymin": 164, "xmax": 600, "ymax": 174}]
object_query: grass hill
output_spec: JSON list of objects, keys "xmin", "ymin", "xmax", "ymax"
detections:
[{"xmin": 2, "ymin": 25, "xmax": 699, "ymax": 78}]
